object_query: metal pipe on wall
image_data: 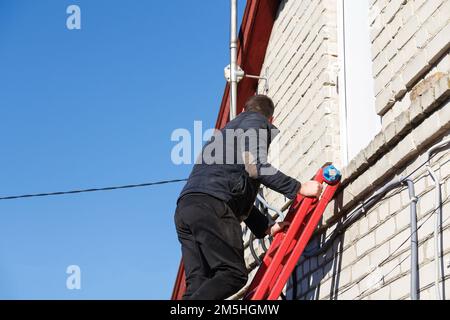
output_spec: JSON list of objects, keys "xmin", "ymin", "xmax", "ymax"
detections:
[
  {"xmin": 230, "ymin": 0, "xmax": 238, "ymax": 120},
  {"xmin": 427, "ymin": 165, "xmax": 443, "ymax": 300},
  {"xmin": 404, "ymin": 179, "xmax": 419, "ymax": 300},
  {"xmin": 426, "ymin": 138, "xmax": 450, "ymax": 300},
  {"xmin": 301, "ymin": 176, "xmax": 420, "ymax": 300},
  {"xmin": 303, "ymin": 177, "xmax": 404, "ymax": 258}
]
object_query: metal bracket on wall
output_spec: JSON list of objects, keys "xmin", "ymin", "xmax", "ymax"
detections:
[
  {"xmin": 246, "ymin": 67, "xmax": 270, "ymax": 95},
  {"xmin": 224, "ymin": 65, "xmax": 270, "ymax": 95},
  {"xmin": 224, "ymin": 64, "xmax": 245, "ymax": 83}
]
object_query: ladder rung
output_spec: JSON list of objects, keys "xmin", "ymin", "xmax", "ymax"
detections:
[{"xmin": 244, "ymin": 165, "xmax": 341, "ymax": 300}]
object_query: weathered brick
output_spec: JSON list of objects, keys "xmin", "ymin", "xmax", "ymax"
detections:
[
  {"xmin": 368, "ymin": 209, "xmax": 379, "ymax": 230},
  {"xmin": 414, "ymin": 175, "xmax": 428, "ymax": 195},
  {"xmin": 417, "ymin": 210, "xmax": 435, "ymax": 241},
  {"xmin": 375, "ymin": 219, "xmax": 397, "ymax": 244},
  {"xmin": 400, "ymin": 188, "xmax": 412, "ymax": 207},
  {"xmin": 389, "ymin": 134, "xmax": 417, "ymax": 167},
  {"xmin": 419, "ymin": 261, "xmax": 435, "ymax": 289},
  {"xmin": 402, "ymin": 49, "xmax": 430, "ymax": 88},
  {"xmin": 435, "ymin": 73, "xmax": 450, "ymax": 102},
  {"xmin": 438, "ymin": 101, "xmax": 450, "ymax": 129},
  {"xmin": 394, "ymin": 110, "xmax": 412, "ymax": 137},
  {"xmin": 419, "ymin": 287, "xmax": 435, "ymax": 300},
  {"xmin": 352, "ymin": 255, "xmax": 371, "ymax": 281},
  {"xmin": 426, "ymin": 33, "xmax": 448, "ymax": 61},
  {"xmin": 344, "ymin": 149, "xmax": 370, "ymax": 181},
  {"xmin": 384, "ymin": 118, "xmax": 400, "ymax": 144},
  {"xmin": 353, "ymin": 174, "xmax": 374, "ymax": 199},
  {"xmin": 399, "ymin": 251, "xmax": 411, "ymax": 274},
  {"xmin": 376, "ymin": 85, "xmax": 397, "ymax": 115},
  {"xmin": 395, "ymin": 207, "xmax": 411, "ymax": 231},
  {"xmin": 443, "ymin": 230, "xmax": 450, "ymax": 256},
  {"xmin": 389, "ymin": 228, "xmax": 410, "ymax": 255},
  {"xmin": 423, "ymin": 237, "xmax": 435, "ymax": 262},
  {"xmin": 395, "ymin": 15, "xmax": 419, "ymax": 50},
  {"xmin": 392, "ymin": 74, "xmax": 407, "ymax": 98},
  {"xmin": 370, "ymin": 241, "xmax": 390, "ymax": 265},
  {"xmin": 416, "ymin": 0, "xmax": 441, "ymax": 24},
  {"xmin": 369, "ymin": 284, "xmax": 391, "ymax": 300},
  {"xmin": 418, "ymin": 188, "xmax": 436, "ymax": 217},
  {"xmin": 373, "ymin": 51, "xmax": 389, "ymax": 76},
  {"xmin": 390, "ymin": 275, "xmax": 410, "ymax": 300},
  {"xmin": 413, "ymin": 111, "xmax": 442, "ymax": 149},
  {"xmin": 378, "ymin": 200, "xmax": 391, "ymax": 223},
  {"xmin": 356, "ymin": 232, "xmax": 376, "ymax": 257},
  {"xmin": 363, "ymin": 132, "xmax": 388, "ymax": 163},
  {"xmin": 409, "ymin": 94, "xmax": 425, "ymax": 123},
  {"xmin": 339, "ymin": 267, "xmax": 352, "ymax": 287},
  {"xmin": 341, "ymin": 246, "xmax": 357, "ymax": 270},
  {"xmin": 435, "ymin": 54, "xmax": 450, "ymax": 73},
  {"xmin": 339, "ymin": 282, "xmax": 360, "ymax": 300},
  {"xmin": 359, "ymin": 217, "xmax": 370, "ymax": 237}
]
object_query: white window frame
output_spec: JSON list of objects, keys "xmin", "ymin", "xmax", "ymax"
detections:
[{"xmin": 337, "ymin": 0, "xmax": 381, "ymax": 166}]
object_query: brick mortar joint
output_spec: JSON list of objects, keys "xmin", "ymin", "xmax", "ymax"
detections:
[
  {"xmin": 295, "ymin": 194, "xmax": 450, "ymax": 285},
  {"xmin": 375, "ymin": 43, "xmax": 450, "ymax": 117},
  {"xmin": 343, "ymin": 175, "xmax": 450, "ymax": 245},
  {"xmin": 357, "ymin": 255, "xmax": 450, "ymax": 301},
  {"xmin": 245, "ymin": 152, "xmax": 450, "ymax": 273},
  {"xmin": 300, "ymin": 228, "xmax": 450, "ymax": 300},
  {"xmin": 342, "ymin": 88, "xmax": 449, "ymax": 188},
  {"xmin": 332, "ymin": 102, "xmax": 450, "ymax": 222},
  {"xmin": 297, "ymin": 253, "xmax": 450, "ymax": 301},
  {"xmin": 313, "ymin": 157, "xmax": 450, "ymax": 244}
]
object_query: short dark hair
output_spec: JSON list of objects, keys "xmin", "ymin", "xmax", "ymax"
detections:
[{"xmin": 244, "ymin": 95, "xmax": 275, "ymax": 118}]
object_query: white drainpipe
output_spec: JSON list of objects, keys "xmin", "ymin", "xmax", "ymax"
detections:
[{"xmin": 230, "ymin": 0, "xmax": 238, "ymax": 120}]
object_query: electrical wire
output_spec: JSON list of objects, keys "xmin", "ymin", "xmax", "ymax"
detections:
[
  {"xmin": 403, "ymin": 148, "xmax": 442, "ymax": 180},
  {"xmin": 303, "ymin": 148, "xmax": 447, "ymax": 258},
  {"xmin": 294, "ymin": 150, "xmax": 450, "ymax": 299},
  {"xmin": 337, "ymin": 196, "xmax": 450, "ymax": 299},
  {"xmin": 362, "ymin": 199, "xmax": 450, "ymax": 299},
  {"xmin": 0, "ymin": 179, "xmax": 188, "ymax": 201},
  {"xmin": 0, "ymin": 138, "xmax": 444, "ymax": 203}
]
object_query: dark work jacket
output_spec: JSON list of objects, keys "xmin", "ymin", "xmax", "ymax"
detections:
[{"xmin": 178, "ymin": 111, "xmax": 301, "ymax": 238}]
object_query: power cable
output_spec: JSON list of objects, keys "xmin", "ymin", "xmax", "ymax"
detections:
[
  {"xmin": 337, "ymin": 196, "xmax": 449, "ymax": 299},
  {"xmin": 0, "ymin": 179, "xmax": 188, "ymax": 201}
]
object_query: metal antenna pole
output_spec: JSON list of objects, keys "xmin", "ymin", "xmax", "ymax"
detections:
[{"xmin": 230, "ymin": 0, "xmax": 238, "ymax": 120}]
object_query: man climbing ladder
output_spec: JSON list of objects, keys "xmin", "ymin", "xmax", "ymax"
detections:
[{"xmin": 174, "ymin": 95, "xmax": 323, "ymax": 300}]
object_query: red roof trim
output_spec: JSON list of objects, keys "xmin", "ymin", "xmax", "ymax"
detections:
[
  {"xmin": 171, "ymin": 0, "xmax": 280, "ymax": 300},
  {"xmin": 170, "ymin": 260, "xmax": 186, "ymax": 300},
  {"xmin": 216, "ymin": 0, "xmax": 280, "ymax": 129}
]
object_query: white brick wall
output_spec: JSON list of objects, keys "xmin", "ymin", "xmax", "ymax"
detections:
[
  {"xmin": 369, "ymin": 0, "xmax": 450, "ymax": 121},
  {"xmin": 289, "ymin": 144, "xmax": 450, "ymax": 300},
  {"xmin": 241, "ymin": 0, "xmax": 450, "ymax": 300},
  {"xmin": 260, "ymin": 0, "xmax": 340, "ymax": 185}
]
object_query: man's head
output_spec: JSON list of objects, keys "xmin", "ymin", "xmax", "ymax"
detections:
[{"xmin": 244, "ymin": 95, "xmax": 275, "ymax": 119}]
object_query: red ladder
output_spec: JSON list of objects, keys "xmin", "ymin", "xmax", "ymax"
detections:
[{"xmin": 244, "ymin": 165, "xmax": 341, "ymax": 300}]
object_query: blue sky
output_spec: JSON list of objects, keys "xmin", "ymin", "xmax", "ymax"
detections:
[{"xmin": 0, "ymin": 0, "xmax": 245, "ymax": 299}]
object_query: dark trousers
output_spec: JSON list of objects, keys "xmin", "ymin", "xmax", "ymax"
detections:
[{"xmin": 174, "ymin": 193, "xmax": 248, "ymax": 300}]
